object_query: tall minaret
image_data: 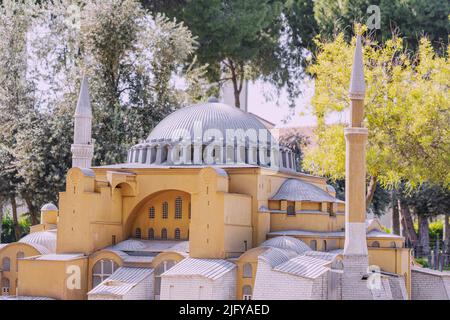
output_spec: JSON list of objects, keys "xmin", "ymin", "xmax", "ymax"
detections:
[
  {"xmin": 342, "ymin": 35, "xmax": 372, "ymax": 300},
  {"xmin": 71, "ymin": 76, "xmax": 94, "ymax": 168}
]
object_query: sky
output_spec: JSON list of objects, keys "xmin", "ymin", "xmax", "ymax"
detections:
[{"xmin": 245, "ymin": 79, "xmax": 348, "ymax": 129}]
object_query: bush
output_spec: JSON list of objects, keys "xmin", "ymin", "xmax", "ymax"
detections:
[
  {"xmin": 1, "ymin": 212, "xmax": 31, "ymax": 243},
  {"xmin": 415, "ymin": 257, "xmax": 429, "ymax": 268}
]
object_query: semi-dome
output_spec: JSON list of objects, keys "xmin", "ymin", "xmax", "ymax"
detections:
[
  {"xmin": 127, "ymin": 100, "xmax": 298, "ymax": 172},
  {"xmin": 19, "ymin": 231, "xmax": 57, "ymax": 253}
]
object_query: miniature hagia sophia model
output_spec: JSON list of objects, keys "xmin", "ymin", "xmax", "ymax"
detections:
[{"xmin": 1, "ymin": 36, "xmax": 449, "ymax": 300}]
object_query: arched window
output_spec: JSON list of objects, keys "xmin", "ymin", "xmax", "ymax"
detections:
[
  {"xmin": 175, "ymin": 197, "xmax": 182, "ymax": 219},
  {"xmin": 1, "ymin": 278, "xmax": 10, "ymax": 296},
  {"xmin": 371, "ymin": 241, "xmax": 380, "ymax": 248},
  {"xmin": 322, "ymin": 240, "xmax": 327, "ymax": 252},
  {"xmin": 16, "ymin": 252, "xmax": 24, "ymax": 271},
  {"xmin": 242, "ymin": 285, "xmax": 252, "ymax": 300},
  {"xmin": 148, "ymin": 228, "xmax": 155, "ymax": 240},
  {"xmin": 135, "ymin": 228, "xmax": 142, "ymax": 239},
  {"xmin": 162, "ymin": 202, "xmax": 168, "ymax": 219},
  {"xmin": 149, "ymin": 206, "xmax": 155, "ymax": 219},
  {"xmin": 161, "ymin": 228, "xmax": 168, "ymax": 240},
  {"xmin": 174, "ymin": 228, "xmax": 181, "ymax": 240},
  {"xmin": 154, "ymin": 260, "xmax": 176, "ymax": 300},
  {"xmin": 2, "ymin": 257, "xmax": 10, "ymax": 272},
  {"xmin": 243, "ymin": 263, "xmax": 252, "ymax": 278},
  {"xmin": 287, "ymin": 205, "xmax": 295, "ymax": 216},
  {"xmin": 92, "ymin": 259, "xmax": 119, "ymax": 289},
  {"xmin": 310, "ymin": 240, "xmax": 317, "ymax": 251}
]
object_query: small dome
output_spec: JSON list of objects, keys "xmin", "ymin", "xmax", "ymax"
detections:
[
  {"xmin": 326, "ymin": 185, "xmax": 336, "ymax": 194},
  {"xmin": 41, "ymin": 203, "xmax": 58, "ymax": 212},
  {"xmin": 19, "ymin": 231, "xmax": 57, "ymax": 253},
  {"xmin": 261, "ymin": 236, "xmax": 312, "ymax": 255}
]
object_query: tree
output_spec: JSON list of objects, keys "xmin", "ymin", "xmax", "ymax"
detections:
[
  {"xmin": 33, "ymin": 0, "xmax": 200, "ymax": 166},
  {"xmin": 0, "ymin": 0, "xmax": 38, "ymax": 239},
  {"xmin": 399, "ymin": 183, "xmax": 450, "ymax": 254},
  {"xmin": 304, "ymin": 31, "xmax": 449, "ymax": 208},
  {"xmin": 313, "ymin": 0, "xmax": 449, "ymax": 52}
]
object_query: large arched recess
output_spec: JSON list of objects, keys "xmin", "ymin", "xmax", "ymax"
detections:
[{"xmin": 125, "ymin": 189, "xmax": 192, "ymax": 241}]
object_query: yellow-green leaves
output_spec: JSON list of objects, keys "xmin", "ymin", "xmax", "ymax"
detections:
[{"xmin": 304, "ymin": 32, "xmax": 449, "ymax": 189}]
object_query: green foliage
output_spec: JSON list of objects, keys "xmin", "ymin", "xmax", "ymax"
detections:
[
  {"xmin": 1, "ymin": 211, "xmax": 31, "ymax": 243},
  {"xmin": 154, "ymin": 0, "xmax": 313, "ymax": 109},
  {"xmin": 414, "ymin": 220, "xmax": 444, "ymax": 240},
  {"xmin": 313, "ymin": 0, "xmax": 449, "ymax": 52},
  {"xmin": 304, "ymin": 31, "xmax": 449, "ymax": 190},
  {"xmin": 415, "ymin": 257, "xmax": 429, "ymax": 268}
]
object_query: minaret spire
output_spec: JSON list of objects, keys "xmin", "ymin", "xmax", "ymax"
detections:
[
  {"xmin": 71, "ymin": 75, "xmax": 94, "ymax": 168},
  {"xmin": 342, "ymin": 34, "xmax": 372, "ymax": 300}
]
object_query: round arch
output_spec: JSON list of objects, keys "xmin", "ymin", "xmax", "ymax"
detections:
[{"xmin": 125, "ymin": 189, "xmax": 192, "ymax": 241}]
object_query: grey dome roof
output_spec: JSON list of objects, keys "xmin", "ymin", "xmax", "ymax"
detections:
[
  {"xmin": 147, "ymin": 101, "xmax": 269, "ymax": 143},
  {"xmin": 271, "ymin": 179, "xmax": 342, "ymax": 203},
  {"xmin": 261, "ymin": 236, "xmax": 312, "ymax": 255},
  {"xmin": 41, "ymin": 203, "xmax": 58, "ymax": 211},
  {"xmin": 19, "ymin": 231, "xmax": 57, "ymax": 253}
]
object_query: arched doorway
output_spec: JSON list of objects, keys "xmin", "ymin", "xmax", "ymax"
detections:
[{"xmin": 131, "ymin": 190, "xmax": 191, "ymax": 241}]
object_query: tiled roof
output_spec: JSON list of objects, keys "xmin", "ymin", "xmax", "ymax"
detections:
[
  {"xmin": 108, "ymin": 239, "xmax": 189, "ymax": 253},
  {"xmin": 34, "ymin": 253, "xmax": 85, "ymax": 261},
  {"xmin": 270, "ymin": 179, "xmax": 342, "ymax": 203},
  {"xmin": 269, "ymin": 228, "xmax": 402, "ymax": 239},
  {"xmin": 274, "ymin": 255, "xmax": 330, "ymax": 279},
  {"xmin": 261, "ymin": 236, "xmax": 312, "ymax": 255},
  {"xmin": 162, "ymin": 258, "xmax": 235, "ymax": 280},
  {"xmin": 88, "ymin": 267, "xmax": 154, "ymax": 296},
  {"xmin": 303, "ymin": 251, "xmax": 340, "ymax": 262}
]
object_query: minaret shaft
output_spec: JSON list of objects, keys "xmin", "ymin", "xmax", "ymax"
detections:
[
  {"xmin": 343, "ymin": 34, "xmax": 368, "ymax": 256},
  {"xmin": 341, "ymin": 34, "xmax": 372, "ymax": 300}
]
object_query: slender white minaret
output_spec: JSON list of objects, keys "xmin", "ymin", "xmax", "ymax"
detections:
[
  {"xmin": 342, "ymin": 35, "xmax": 372, "ymax": 300},
  {"xmin": 71, "ymin": 76, "xmax": 94, "ymax": 168}
]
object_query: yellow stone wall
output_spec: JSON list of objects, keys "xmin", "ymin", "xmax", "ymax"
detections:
[
  {"xmin": 18, "ymin": 255, "xmax": 88, "ymax": 300},
  {"xmin": 0, "ymin": 243, "xmax": 42, "ymax": 296}
]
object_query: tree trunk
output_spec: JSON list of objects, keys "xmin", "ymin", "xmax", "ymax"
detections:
[
  {"xmin": 24, "ymin": 196, "xmax": 39, "ymax": 226},
  {"xmin": 444, "ymin": 212, "xmax": 450, "ymax": 253},
  {"xmin": 0, "ymin": 205, "xmax": 3, "ymax": 242},
  {"xmin": 365, "ymin": 175, "xmax": 377, "ymax": 208},
  {"xmin": 228, "ymin": 59, "xmax": 242, "ymax": 109},
  {"xmin": 10, "ymin": 196, "xmax": 20, "ymax": 241},
  {"xmin": 418, "ymin": 214, "xmax": 430, "ymax": 256},
  {"xmin": 398, "ymin": 198, "xmax": 417, "ymax": 245},
  {"xmin": 391, "ymin": 191, "xmax": 400, "ymax": 235}
]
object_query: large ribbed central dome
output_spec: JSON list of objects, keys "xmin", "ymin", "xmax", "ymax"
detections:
[
  {"xmin": 147, "ymin": 100, "xmax": 268, "ymax": 142},
  {"xmin": 127, "ymin": 99, "xmax": 298, "ymax": 172}
]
